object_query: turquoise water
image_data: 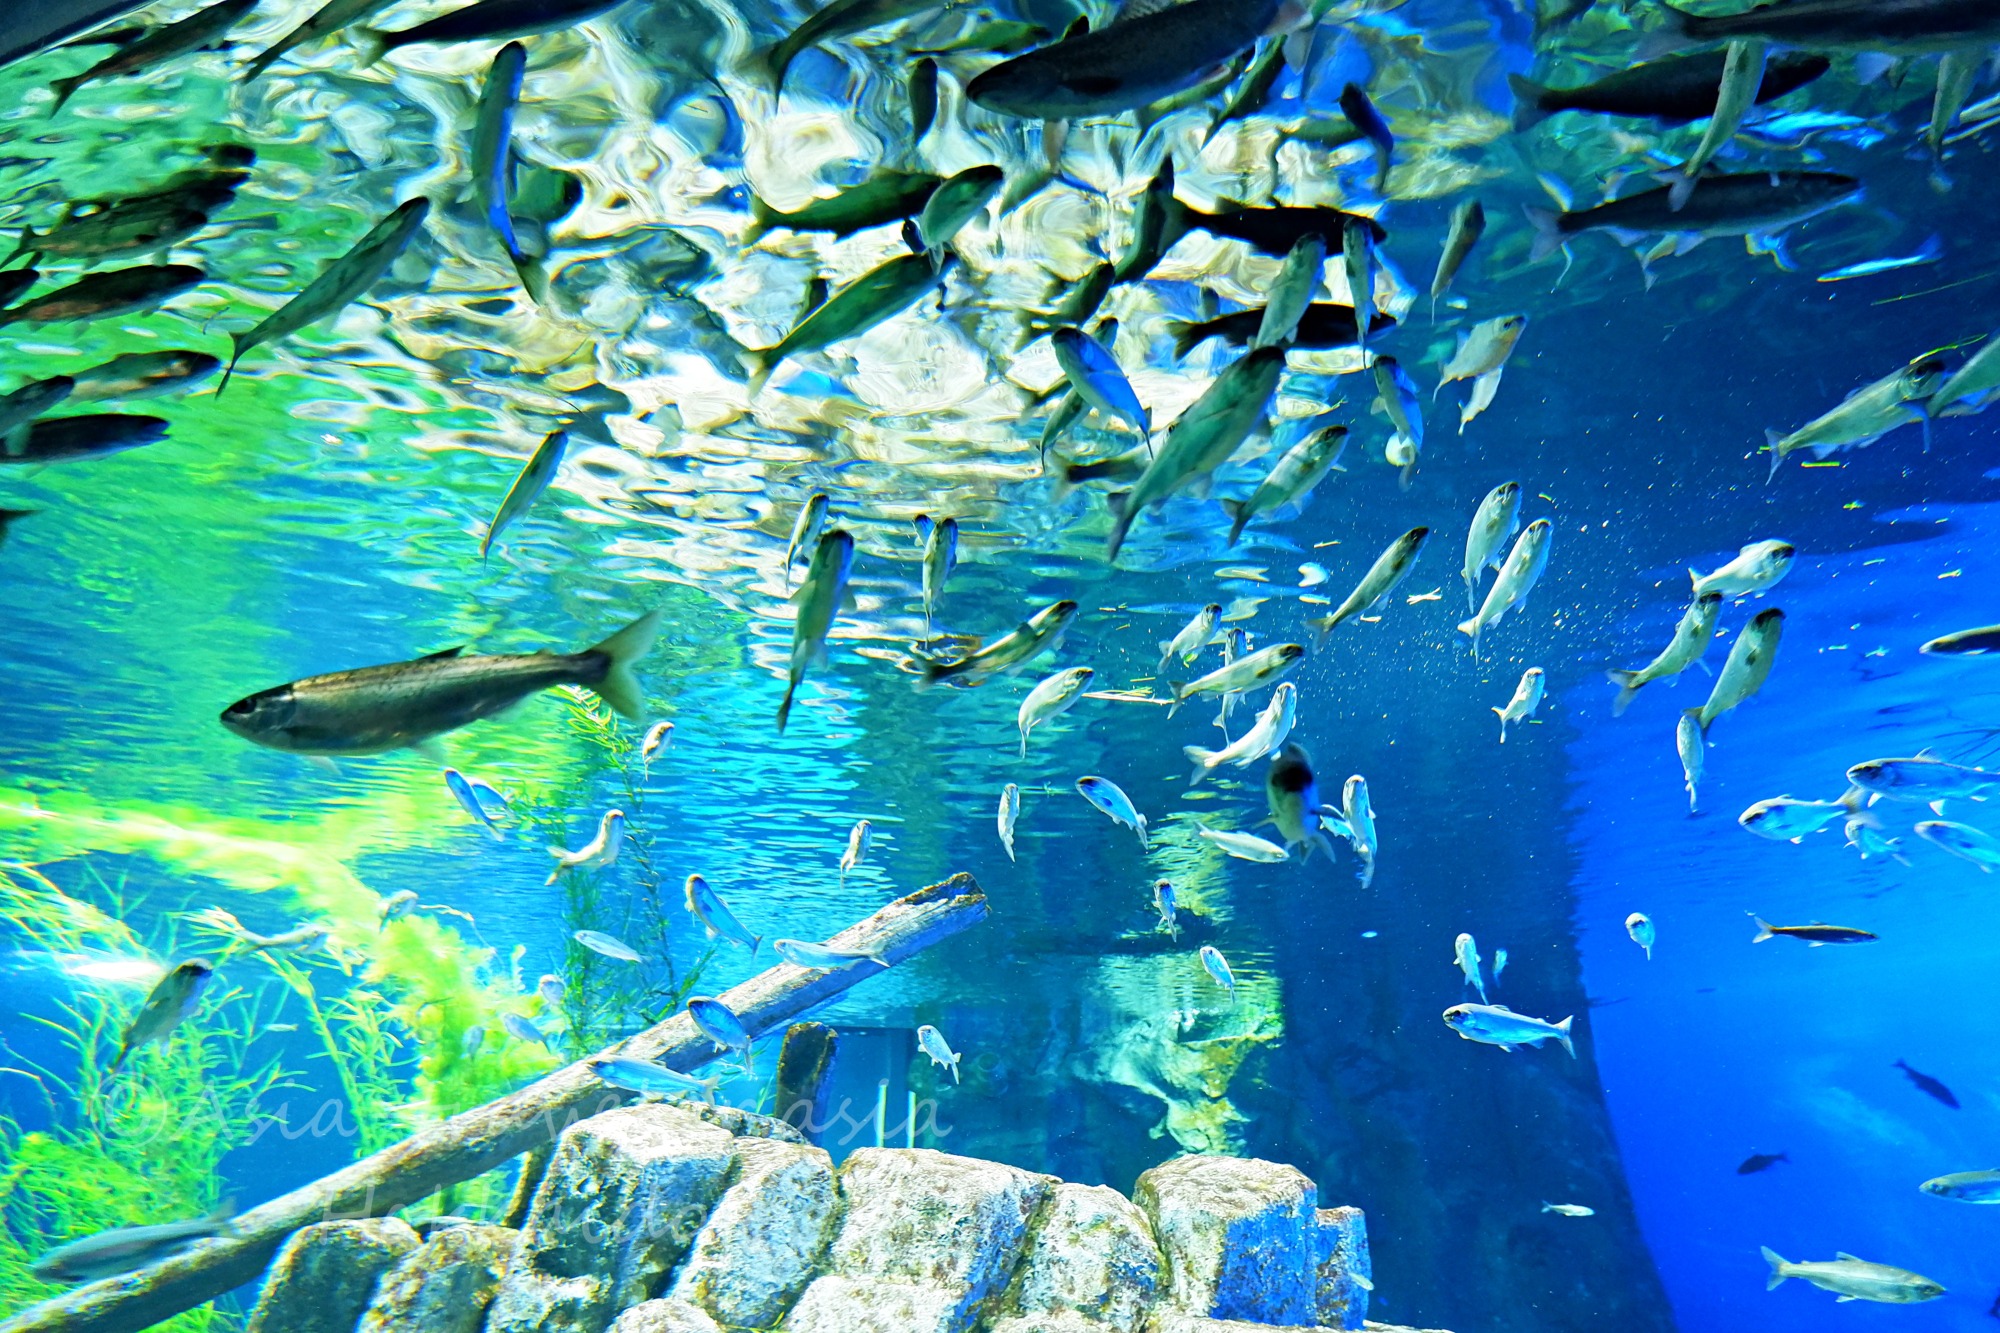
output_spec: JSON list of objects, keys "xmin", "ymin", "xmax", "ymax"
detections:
[{"xmin": 3, "ymin": 0, "xmax": 2000, "ymax": 1328}]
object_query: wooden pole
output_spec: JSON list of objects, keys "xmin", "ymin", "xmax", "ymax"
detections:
[{"xmin": 1, "ymin": 872, "xmax": 989, "ymax": 1333}]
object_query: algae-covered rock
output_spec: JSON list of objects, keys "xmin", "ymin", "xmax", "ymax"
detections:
[
  {"xmin": 1315, "ymin": 1206, "xmax": 1371, "ymax": 1331},
  {"xmin": 484, "ymin": 1103, "xmax": 737, "ymax": 1333},
  {"xmin": 357, "ymin": 1221, "xmax": 516, "ymax": 1333},
  {"xmin": 667, "ymin": 1137, "xmax": 837, "ymax": 1326},
  {"xmin": 783, "ymin": 1274, "xmax": 969, "ymax": 1333},
  {"xmin": 828, "ymin": 1147, "xmax": 1054, "ymax": 1303},
  {"xmin": 996, "ymin": 1181, "xmax": 1161, "ymax": 1331},
  {"xmin": 1361, "ymin": 1323, "xmax": 1456, "ymax": 1332},
  {"xmin": 988, "ymin": 1316, "xmax": 1108, "ymax": 1333},
  {"xmin": 668, "ymin": 1096, "xmax": 808, "ymax": 1144},
  {"xmin": 1136, "ymin": 1155, "xmax": 1318, "ymax": 1326},
  {"xmin": 246, "ymin": 1217, "xmax": 419, "ymax": 1333},
  {"xmin": 606, "ymin": 1298, "xmax": 724, "ymax": 1331}
]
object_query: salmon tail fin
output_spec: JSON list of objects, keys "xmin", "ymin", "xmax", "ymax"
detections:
[
  {"xmin": 1555, "ymin": 1015, "xmax": 1574, "ymax": 1058},
  {"xmin": 1606, "ymin": 669, "xmax": 1641, "ymax": 717},
  {"xmin": 1507, "ymin": 75, "xmax": 1551, "ymax": 133},
  {"xmin": 352, "ymin": 27, "xmax": 389, "ymax": 68},
  {"xmin": 1456, "ymin": 615, "xmax": 1481, "ymax": 658},
  {"xmin": 1764, "ymin": 429, "xmax": 1788, "ymax": 481},
  {"xmin": 1166, "ymin": 319, "xmax": 1203, "ymax": 360},
  {"xmin": 1222, "ymin": 498, "xmax": 1249, "ymax": 547},
  {"xmin": 1523, "ymin": 204, "xmax": 1566, "ymax": 263},
  {"xmin": 1761, "ymin": 1246, "xmax": 1790, "ymax": 1290},
  {"xmin": 1184, "ymin": 745, "xmax": 1217, "ymax": 786},
  {"xmin": 217, "ymin": 333, "xmax": 249, "ymax": 395},
  {"xmin": 47, "ymin": 76, "xmax": 86, "ymax": 116},
  {"xmin": 586, "ymin": 609, "xmax": 663, "ymax": 720},
  {"xmin": 1751, "ymin": 914, "xmax": 1775, "ymax": 943},
  {"xmin": 1493, "ymin": 706, "xmax": 1507, "ymax": 742}
]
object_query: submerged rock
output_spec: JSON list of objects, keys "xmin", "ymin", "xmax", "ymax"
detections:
[
  {"xmin": 1315, "ymin": 1206, "xmax": 1372, "ymax": 1330},
  {"xmin": 246, "ymin": 1217, "xmax": 420, "ymax": 1333},
  {"xmin": 828, "ymin": 1148, "xmax": 1055, "ymax": 1302},
  {"xmin": 484, "ymin": 1103, "xmax": 737, "ymax": 1333},
  {"xmin": 782, "ymin": 1273, "xmax": 971, "ymax": 1333},
  {"xmin": 357, "ymin": 1221, "xmax": 517, "ymax": 1333},
  {"xmin": 994, "ymin": 1181, "xmax": 1161, "ymax": 1331},
  {"xmin": 1135, "ymin": 1155, "xmax": 1319, "ymax": 1326},
  {"xmin": 670, "ymin": 1097, "xmax": 808, "ymax": 1144},
  {"xmin": 667, "ymin": 1137, "xmax": 838, "ymax": 1326},
  {"xmin": 607, "ymin": 1298, "xmax": 724, "ymax": 1332}
]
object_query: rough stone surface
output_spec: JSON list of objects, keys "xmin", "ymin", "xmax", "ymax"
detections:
[
  {"xmin": 605, "ymin": 1298, "xmax": 723, "ymax": 1332},
  {"xmin": 997, "ymin": 1182, "xmax": 1161, "ymax": 1331},
  {"xmin": 667, "ymin": 1096, "xmax": 808, "ymax": 1144},
  {"xmin": 357, "ymin": 1222, "xmax": 516, "ymax": 1333},
  {"xmin": 1314, "ymin": 1207, "xmax": 1371, "ymax": 1331},
  {"xmin": 484, "ymin": 1103, "xmax": 737, "ymax": 1333},
  {"xmin": 1361, "ymin": 1324, "xmax": 1456, "ymax": 1332},
  {"xmin": 245, "ymin": 1217, "xmax": 419, "ymax": 1333},
  {"xmin": 1136, "ymin": 1155, "xmax": 1319, "ymax": 1327},
  {"xmin": 782, "ymin": 1274, "xmax": 968, "ymax": 1333},
  {"xmin": 989, "ymin": 1315, "xmax": 1106, "ymax": 1333},
  {"xmin": 666, "ymin": 1137, "xmax": 838, "ymax": 1327},
  {"xmin": 827, "ymin": 1147, "xmax": 1055, "ymax": 1319}
]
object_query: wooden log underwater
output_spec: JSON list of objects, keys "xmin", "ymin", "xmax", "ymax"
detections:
[{"xmin": 0, "ymin": 872, "xmax": 991, "ymax": 1333}]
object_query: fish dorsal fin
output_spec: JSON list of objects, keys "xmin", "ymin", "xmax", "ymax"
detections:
[
  {"xmin": 419, "ymin": 646, "xmax": 466, "ymax": 661},
  {"xmin": 1115, "ymin": 0, "xmax": 1182, "ymax": 21},
  {"xmin": 1836, "ymin": 1252, "xmax": 1863, "ymax": 1262}
]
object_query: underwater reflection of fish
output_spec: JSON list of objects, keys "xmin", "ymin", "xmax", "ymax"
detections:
[
  {"xmin": 221, "ymin": 610, "xmax": 661, "ymax": 756},
  {"xmin": 1895, "ymin": 1059, "xmax": 1960, "ymax": 1108},
  {"xmin": 110, "ymin": 958, "xmax": 215, "ymax": 1073},
  {"xmin": 30, "ymin": 1202, "xmax": 237, "ymax": 1284}
]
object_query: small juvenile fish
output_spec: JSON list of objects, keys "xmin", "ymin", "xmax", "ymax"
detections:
[
  {"xmin": 772, "ymin": 938, "xmax": 888, "ymax": 969},
  {"xmin": 917, "ymin": 166, "xmax": 1004, "ymax": 256},
  {"xmin": 1019, "ymin": 666, "xmax": 1093, "ymax": 757},
  {"xmin": 110, "ymin": 959, "xmax": 215, "ymax": 1073},
  {"xmin": 481, "ymin": 429, "xmax": 566, "ymax": 562},
  {"xmin": 546, "ymin": 809, "xmax": 625, "ymax": 884},
  {"xmin": 1691, "ymin": 540, "xmax": 1793, "ymax": 598},
  {"xmin": 1154, "ymin": 879, "xmax": 1178, "ymax": 934},
  {"xmin": 537, "ymin": 973, "xmax": 565, "ymax": 1010},
  {"xmin": 1199, "ymin": 944, "xmax": 1236, "ymax": 993},
  {"xmin": 1170, "ymin": 643, "xmax": 1305, "ymax": 715},
  {"xmin": 997, "ymin": 783, "xmax": 1020, "ymax": 861},
  {"xmin": 242, "ymin": 0, "xmax": 402, "ymax": 81},
  {"xmin": 1341, "ymin": 218, "xmax": 1377, "ymax": 355},
  {"xmin": 922, "ymin": 599, "xmax": 1078, "ymax": 687},
  {"xmin": 380, "ymin": 890, "xmax": 419, "ymax": 925},
  {"xmin": 687, "ymin": 996, "xmax": 755, "ymax": 1070},
  {"xmin": 573, "ymin": 929, "xmax": 643, "ymax": 963},
  {"xmin": 31, "ymin": 1203, "xmax": 237, "ymax": 1284},
  {"xmin": 1608, "ymin": 593, "xmax": 1722, "ymax": 716},
  {"xmin": 469, "ymin": 42, "xmax": 543, "ymax": 300},
  {"xmin": 590, "ymin": 1056, "xmax": 721, "ymax": 1101},
  {"xmin": 0, "ymin": 265, "xmax": 204, "ymax": 329},
  {"xmin": 1312, "ymin": 528, "xmax": 1430, "ymax": 637},
  {"xmin": 221, "ymin": 197, "xmax": 432, "ymax": 391},
  {"xmin": 747, "ymin": 251, "xmax": 949, "ymax": 396},
  {"xmin": 1051, "ymin": 326, "xmax": 1148, "ymax": 434},
  {"xmin": 1686, "ymin": 608, "xmax": 1784, "ymax": 736},
  {"xmin": 1339, "ymin": 83, "xmax": 1394, "ymax": 196},
  {"xmin": 46, "ymin": 0, "xmax": 258, "ymax": 114},
  {"xmin": 920, "ymin": 516, "xmax": 958, "ymax": 640},
  {"xmin": 1437, "ymin": 315, "xmax": 1528, "ymax": 397},
  {"xmin": 1917, "ymin": 819, "xmax": 2000, "ymax": 870},
  {"xmin": 1160, "ymin": 605, "xmax": 1222, "ymax": 675},
  {"xmin": 1459, "ymin": 520, "xmax": 1553, "ymax": 658},
  {"xmin": 1921, "ymin": 624, "xmax": 2000, "ymax": 655},
  {"xmin": 1199, "ymin": 827, "xmax": 1289, "ymax": 862},
  {"xmin": 641, "ymin": 720, "xmax": 674, "ymax": 769},
  {"xmin": 1543, "ymin": 1203, "xmax": 1595, "ymax": 1218},
  {"xmin": 1443, "ymin": 1003, "xmax": 1574, "ymax": 1056},
  {"xmin": 444, "ymin": 767, "xmax": 506, "ymax": 839},
  {"xmin": 916, "ymin": 1024, "xmax": 961, "ymax": 1083},
  {"xmin": 1760, "ymin": 1248, "xmax": 1943, "ymax": 1305},
  {"xmin": 1371, "ymin": 356, "xmax": 1424, "ymax": 460},
  {"xmin": 1224, "ymin": 426, "xmax": 1346, "ymax": 547},
  {"xmin": 1678, "ymin": 713, "xmax": 1705, "ymax": 813},
  {"xmin": 1335, "ymin": 775, "xmax": 1377, "ymax": 887},
  {"xmin": 1920, "ymin": 1170, "xmax": 2000, "ymax": 1202},
  {"xmin": 462, "ymin": 1025, "xmax": 485, "ymax": 1056},
  {"xmin": 1738, "ymin": 1151, "xmax": 1787, "ymax": 1175},
  {"xmin": 1626, "ymin": 912, "xmax": 1656, "ymax": 960},
  {"xmin": 1739, "ymin": 792, "xmax": 1858, "ymax": 843},
  {"xmin": 1430, "ymin": 199, "xmax": 1486, "ymax": 316},
  {"xmin": 1492, "ymin": 947, "xmax": 1508, "ymax": 983},
  {"xmin": 1186, "ymin": 681, "xmax": 1295, "ymax": 784},
  {"xmin": 784, "ymin": 493, "xmax": 829, "ymax": 591},
  {"xmin": 1461, "ymin": 482, "xmax": 1521, "ymax": 613},
  {"xmin": 1896, "ymin": 1058, "xmax": 1959, "ymax": 1108},
  {"xmin": 1816, "ymin": 236, "xmax": 1943, "ymax": 284},
  {"xmin": 68, "ymin": 350, "xmax": 220, "ymax": 402},
  {"xmin": 685, "ymin": 875, "xmax": 761, "ymax": 954},
  {"xmin": 1455, "ymin": 932, "xmax": 1488, "ymax": 1002},
  {"xmin": 1494, "ymin": 668, "xmax": 1545, "ymax": 743},
  {"xmin": 502, "ymin": 1013, "xmax": 549, "ymax": 1048},
  {"xmin": 1845, "ymin": 814, "xmax": 1905, "ymax": 863},
  {"xmin": 1254, "ymin": 234, "xmax": 1327, "ymax": 351},
  {"xmin": 1750, "ymin": 915, "xmax": 1877, "ymax": 946},
  {"xmin": 779, "ymin": 529, "xmax": 855, "ymax": 731},
  {"xmin": 840, "ymin": 820, "xmax": 873, "ymax": 881},
  {"xmin": 1077, "ymin": 776, "xmax": 1147, "ymax": 848}
]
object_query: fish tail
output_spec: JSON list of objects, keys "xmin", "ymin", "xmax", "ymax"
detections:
[
  {"xmin": 751, "ymin": 38, "xmax": 795, "ymax": 95},
  {"xmin": 47, "ymin": 75, "xmax": 86, "ymax": 116},
  {"xmin": 1506, "ymin": 75, "xmax": 1551, "ymax": 134},
  {"xmin": 1761, "ymin": 1246, "xmax": 1790, "ymax": 1290},
  {"xmin": 1522, "ymin": 204, "xmax": 1565, "ymax": 264},
  {"xmin": 1555, "ymin": 1014, "xmax": 1574, "ymax": 1059},
  {"xmin": 1764, "ymin": 429, "xmax": 1787, "ymax": 481},
  {"xmin": 776, "ymin": 678, "xmax": 798, "ymax": 731},
  {"xmin": 510, "ymin": 249, "xmax": 550, "ymax": 306},
  {"xmin": 1165, "ymin": 319, "xmax": 1203, "ymax": 361},
  {"xmin": 1493, "ymin": 706, "xmax": 1507, "ymax": 742},
  {"xmin": 217, "ymin": 332, "xmax": 250, "ymax": 396},
  {"xmin": 582, "ymin": 608, "xmax": 663, "ymax": 720},
  {"xmin": 1222, "ymin": 499, "xmax": 1248, "ymax": 548},
  {"xmin": 1136, "ymin": 815, "xmax": 1148, "ymax": 850},
  {"xmin": 949, "ymin": 1052, "xmax": 961, "ymax": 1084},
  {"xmin": 1633, "ymin": 9, "xmax": 1696, "ymax": 61},
  {"xmin": 1456, "ymin": 615, "xmax": 1481, "ymax": 658},
  {"xmin": 1105, "ymin": 493, "xmax": 1136, "ymax": 563},
  {"xmin": 352, "ymin": 27, "xmax": 389, "ymax": 68},
  {"xmin": 750, "ymin": 934, "xmax": 762, "ymax": 960},
  {"xmin": 1750, "ymin": 914, "xmax": 1774, "ymax": 944},
  {"xmin": 1184, "ymin": 745, "xmax": 1217, "ymax": 787},
  {"xmin": 1165, "ymin": 683, "xmax": 1186, "ymax": 719},
  {"xmin": 1606, "ymin": 669, "xmax": 1642, "ymax": 717},
  {"xmin": 1019, "ymin": 726, "xmax": 1030, "ymax": 760},
  {"xmin": 1666, "ymin": 169, "xmax": 1698, "ymax": 213}
]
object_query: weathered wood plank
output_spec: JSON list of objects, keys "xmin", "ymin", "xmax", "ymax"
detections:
[{"xmin": 0, "ymin": 872, "xmax": 988, "ymax": 1333}]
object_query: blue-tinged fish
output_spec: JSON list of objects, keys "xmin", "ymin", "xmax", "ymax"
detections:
[
  {"xmin": 110, "ymin": 959, "xmax": 214, "ymax": 1073},
  {"xmin": 779, "ymin": 529, "xmax": 855, "ymax": 731},
  {"xmin": 684, "ymin": 874, "xmax": 761, "ymax": 954},
  {"xmin": 1224, "ymin": 426, "xmax": 1346, "ymax": 547},
  {"xmin": 502, "ymin": 1012, "xmax": 549, "ymax": 1047},
  {"xmin": 839, "ymin": 819, "xmax": 872, "ymax": 882},
  {"xmin": 444, "ymin": 767, "xmax": 506, "ymax": 838},
  {"xmin": 1077, "ymin": 775, "xmax": 1147, "ymax": 848},
  {"xmin": 1341, "ymin": 218, "xmax": 1377, "ymax": 354},
  {"xmin": 1917, "ymin": 819, "xmax": 2000, "ymax": 870},
  {"xmin": 221, "ymin": 197, "xmax": 431, "ymax": 391},
  {"xmin": 1510, "ymin": 50, "xmax": 1829, "ymax": 130},
  {"xmin": 1458, "ymin": 520, "xmax": 1552, "ymax": 659},
  {"xmin": 1626, "ymin": 912, "xmax": 1656, "ymax": 959},
  {"xmin": 1443, "ymin": 1003, "xmax": 1574, "ymax": 1056},
  {"xmin": 686, "ymin": 996, "xmax": 754, "ymax": 1070},
  {"xmin": 1154, "ymin": 879, "xmax": 1177, "ymax": 933},
  {"xmin": 1679, "ymin": 713, "xmax": 1705, "ymax": 813},
  {"xmin": 1848, "ymin": 755, "xmax": 2000, "ymax": 808},
  {"xmin": 916, "ymin": 1024, "xmax": 961, "ymax": 1083},
  {"xmin": 1200, "ymin": 944, "xmax": 1236, "ymax": 992},
  {"xmin": 1339, "ymin": 83, "xmax": 1394, "ymax": 195},
  {"xmin": 1199, "ymin": 827, "xmax": 1289, "ymax": 862},
  {"xmin": 1739, "ymin": 790, "xmax": 1860, "ymax": 842},
  {"xmin": 1461, "ymin": 482, "xmax": 1520, "ymax": 614},
  {"xmin": 537, "ymin": 973, "xmax": 565, "ymax": 1010},
  {"xmin": 1454, "ymin": 932, "xmax": 1487, "ymax": 1002},
  {"xmin": 1051, "ymin": 326, "xmax": 1148, "ymax": 434},
  {"xmin": 1265, "ymin": 743, "xmax": 1338, "ymax": 860},
  {"xmin": 1255, "ymin": 234, "xmax": 1326, "ymax": 351},
  {"xmin": 223, "ymin": 610, "xmax": 659, "ymax": 755},
  {"xmin": 482, "ymin": 429, "xmax": 566, "ymax": 560},
  {"xmin": 469, "ymin": 42, "xmax": 545, "ymax": 301},
  {"xmin": 31, "ymin": 1203, "xmax": 236, "ymax": 1284},
  {"xmin": 590, "ymin": 1056, "xmax": 722, "ymax": 1100},
  {"xmin": 1920, "ymin": 1171, "xmax": 2000, "ymax": 1202},
  {"xmin": 1896, "ymin": 1058, "xmax": 1959, "ymax": 1107},
  {"xmin": 772, "ymin": 937, "xmax": 887, "ymax": 969},
  {"xmin": 359, "ymin": 0, "xmax": 629, "ymax": 61},
  {"xmin": 998, "ymin": 783, "xmax": 1020, "ymax": 861},
  {"xmin": 1494, "ymin": 668, "xmax": 1545, "ymax": 742},
  {"xmin": 1816, "ymin": 235, "xmax": 1943, "ymax": 282},
  {"xmin": 967, "ymin": 0, "xmax": 1303, "ymax": 120},
  {"xmin": 573, "ymin": 929, "xmax": 644, "ymax": 963}
]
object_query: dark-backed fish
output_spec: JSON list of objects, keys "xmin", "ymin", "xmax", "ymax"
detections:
[
  {"xmin": 1526, "ymin": 172, "xmax": 1861, "ymax": 261},
  {"xmin": 1167, "ymin": 304, "xmax": 1396, "ymax": 360},
  {"xmin": 47, "ymin": 0, "xmax": 257, "ymax": 114},
  {"xmin": 0, "ymin": 414, "xmax": 169, "ymax": 464},
  {"xmin": 1511, "ymin": 50, "xmax": 1830, "ymax": 130},
  {"xmin": 1656, "ymin": 0, "xmax": 2000, "ymax": 55},
  {"xmin": 0, "ymin": 265, "xmax": 203, "ymax": 328},
  {"xmin": 359, "ymin": 0, "xmax": 628, "ymax": 60},
  {"xmin": 1895, "ymin": 1058, "xmax": 1960, "ymax": 1108},
  {"xmin": 31, "ymin": 1202, "xmax": 234, "ymax": 1284}
]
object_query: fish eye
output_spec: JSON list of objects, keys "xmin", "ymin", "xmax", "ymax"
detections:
[{"xmin": 222, "ymin": 697, "xmax": 256, "ymax": 717}]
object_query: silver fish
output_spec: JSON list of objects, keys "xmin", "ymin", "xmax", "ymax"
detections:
[
  {"xmin": 1494, "ymin": 667, "xmax": 1545, "ymax": 742},
  {"xmin": 1767, "ymin": 362, "xmax": 1942, "ymax": 476},
  {"xmin": 110, "ymin": 959, "xmax": 215, "ymax": 1073},
  {"xmin": 1461, "ymin": 482, "xmax": 1521, "ymax": 613},
  {"xmin": 1341, "ymin": 217, "xmax": 1376, "ymax": 354},
  {"xmin": 1677, "ymin": 712, "xmax": 1705, "ymax": 813},
  {"xmin": 481, "ymin": 429, "xmax": 566, "ymax": 560},
  {"xmin": 1686, "ymin": 608, "xmax": 1784, "ymax": 735},
  {"xmin": 779, "ymin": 529, "xmax": 855, "ymax": 731},
  {"xmin": 784, "ymin": 493, "xmax": 829, "ymax": 591},
  {"xmin": 502, "ymin": 1012, "xmax": 548, "ymax": 1048},
  {"xmin": 1077, "ymin": 775, "xmax": 1147, "ymax": 848},
  {"xmin": 916, "ymin": 1024, "xmax": 961, "ymax": 1083},
  {"xmin": 1430, "ymin": 199, "xmax": 1486, "ymax": 316},
  {"xmin": 1255, "ymin": 234, "xmax": 1326, "ymax": 351},
  {"xmin": 1443, "ymin": 1003, "xmax": 1574, "ymax": 1056},
  {"xmin": 921, "ymin": 599, "xmax": 1077, "ymax": 686},
  {"xmin": 1199, "ymin": 827, "xmax": 1289, "ymax": 862},
  {"xmin": 747, "ymin": 251, "xmax": 949, "ymax": 396},
  {"xmin": 1159, "ymin": 604, "xmax": 1222, "ymax": 673},
  {"xmin": 1334, "ymin": 774, "xmax": 1377, "ymax": 887},
  {"xmin": 1186, "ymin": 681, "xmax": 1296, "ymax": 784},
  {"xmin": 998, "ymin": 783, "xmax": 1020, "ymax": 861},
  {"xmin": 1224, "ymin": 425, "xmax": 1346, "ymax": 547},
  {"xmin": 547, "ymin": 809, "xmax": 624, "ymax": 884},
  {"xmin": 641, "ymin": 720, "xmax": 674, "ymax": 769},
  {"xmin": 1200, "ymin": 943, "xmax": 1236, "ymax": 991},
  {"xmin": 590, "ymin": 1056, "xmax": 721, "ymax": 1101},
  {"xmin": 1608, "ymin": 592, "xmax": 1722, "ymax": 716},
  {"xmin": 573, "ymin": 929, "xmax": 644, "ymax": 963},
  {"xmin": 1170, "ymin": 642, "xmax": 1304, "ymax": 715},
  {"xmin": 1739, "ymin": 791, "xmax": 1859, "ymax": 842},
  {"xmin": 1670, "ymin": 40, "xmax": 1768, "ymax": 210},
  {"xmin": 684, "ymin": 874, "xmax": 761, "ymax": 954},
  {"xmin": 1455, "ymin": 932, "xmax": 1488, "ymax": 1002},
  {"xmin": 31, "ymin": 1203, "xmax": 236, "ymax": 1284},
  {"xmin": 1692, "ymin": 540, "xmax": 1794, "ymax": 599},
  {"xmin": 1626, "ymin": 912, "xmax": 1656, "ymax": 960},
  {"xmin": 1916, "ymin": 819, "xmax": 2000, "ymax": 870},
  {"xmin": 1051, "ymin": 325, "xmax": 1148, "ymax": 434},
  {"xmin": 916, "ymin": 166, "xmax": 1003, "ymax": 256},
  {"xmin": 1019, "ymin": 666, "xmax": 1093, "ymax": 756},
  {"xmin": 1760, "ymin": 1248, "xmax": 1942, "ymax": 1304},
  {"xmin": 1848, "ymin": 755, "xmax": 2000, "ymax": 808},
  {"xmin": 921, "ymin": 516, "xmax": 958, "ymax": 640},
  {"xmin": 772, "ymin": 938, "xmax": 888, "ymax": 969},
  {"xmin": 1311, "ymin": 527, "xmax": 1430, "ymax": 637},
  {"xmin": 1920, "ymin": 1171, "xmax": 2000, "ymax": 1203},
  {"xmin": 1458, "ymin": 520, "xmax": 1552, "ymax": 658},
  {"xmin": 1437, "ymin": 315, "xmax": 1528, "ymax": 396},
  {"xmin": 839, "ymin": 819, "xmax": 873, "ymax": 881}
]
